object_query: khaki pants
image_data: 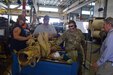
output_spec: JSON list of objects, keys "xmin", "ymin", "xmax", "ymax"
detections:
[{"xmin": 96, "ymin": 62, "xmax": 113, "ymax": 75}]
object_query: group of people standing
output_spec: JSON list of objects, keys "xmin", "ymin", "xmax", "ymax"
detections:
[{"xmin": 10, "ymin": 14, "xmax": 113, "ymax": 75}]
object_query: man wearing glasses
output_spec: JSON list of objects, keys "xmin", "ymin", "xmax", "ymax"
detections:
[{"xmin": 53, "ymin": 20, "xmax": 86, "ymax": 75}]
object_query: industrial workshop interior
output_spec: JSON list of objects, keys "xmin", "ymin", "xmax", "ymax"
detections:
[{"xmin": 0, "ymin": 0, "xmax": 113, "ymax": 75}]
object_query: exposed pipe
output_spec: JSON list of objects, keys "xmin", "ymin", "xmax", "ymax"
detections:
[
  {"xmin": 0, "ymin": 2, "xmax": 8, "ymax": 8},
  {"xmin": 103, "ymin": 0, "xmax": 108, "ymax": 18},
  {"xmin": 22, "ymin": 0, "xmax": 26, "ymax": 16},
  {"xmin": 64, "ymin": 0, "xmax": 96, "ymax": 14},
  {"xmin": 63, "ymin": 0, "xmax": 84, "ymax": 12},
  {"xmin": 33, "ymin": 0, "xmax": 38, "ymax": 13}
]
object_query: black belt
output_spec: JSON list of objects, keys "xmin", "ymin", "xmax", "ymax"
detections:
[{"xmin": 106, "ymin": 61, "xmax": 113, "ymax": 63}]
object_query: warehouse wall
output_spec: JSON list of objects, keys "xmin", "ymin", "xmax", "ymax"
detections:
[
  {"xmin": 94, "ymin": 0, "xmax": 105, "ymax": 17},
  {"xmin": 94, "ymin": 0, "xmax": 113, "ymax": 18},
  {"xmin": 107, "ymin": 0, "xmax": 113, "ymax": 17}
]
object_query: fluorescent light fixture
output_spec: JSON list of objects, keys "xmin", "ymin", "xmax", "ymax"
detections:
[
  {"xmin": 82, "ymin": 10, "xmax": 93, "ymax": 15},
  {"xmin": 39, "ymin": 7, "xmax": 58, "ymax": 12}
]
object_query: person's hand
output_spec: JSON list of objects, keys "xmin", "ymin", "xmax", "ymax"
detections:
[
  {"xmin": 48, "ymin": 34, "xmax": 53, "ymax": 40},
  {"xmin": 51, "ymin": 46, "xmax": 57, "ymax": 53},
  {"xmin": 27, "ymin": 34, "xmax": 32, "ymax": 40},
  {"xmin": 91, "ymin": 62, "xmax": 98, "ymax": 72}
]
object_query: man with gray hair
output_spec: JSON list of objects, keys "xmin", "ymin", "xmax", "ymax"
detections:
[{"xmin": 92, "ymin": 17, "xmax": 113, "ymax": 75}]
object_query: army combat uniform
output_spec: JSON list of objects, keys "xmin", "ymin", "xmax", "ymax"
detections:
[
  {"xmin": 56, "ymin": 28, "xmax": 86, "ymax": 60},
  {"xmin": 56, "ymin": 28, "xmax": 86, "ymax": 75}
]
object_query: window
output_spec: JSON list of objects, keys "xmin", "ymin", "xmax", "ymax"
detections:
[
  {"xmin": 89, "ymin": 2, "xmax": 95, "ymax": 6},
  {"xmin": 0, "ymin": 15, "xmax": 8, "ymax": 18},
  {"xmin": 82, "ymin": 10, "xmax": 93, "ymax": 15},
  {"xmin": 11, "ymin": 15, "xmax": 30, "ymax": 23}
]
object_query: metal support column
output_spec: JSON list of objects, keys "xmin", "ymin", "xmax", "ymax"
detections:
[
  {"xmin": 103, "ymin": 0, "xmax": 108, "ymax": 18},
  {"xmin": 22, "ymin": 0, "xmax": 26, "ymax": 16}
]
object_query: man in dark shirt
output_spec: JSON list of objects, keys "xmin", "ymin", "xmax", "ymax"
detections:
[
  {"xmin": 10, "ymin": 15, "xmax": 32, "ymax": 75},
  {"xmin": 10, "ymin": 14, "xmax": 32, "ymax": 51}
]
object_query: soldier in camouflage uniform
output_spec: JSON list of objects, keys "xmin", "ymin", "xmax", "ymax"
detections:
[{"xmin": 54, "ymin": 20, "xmax": 86, "ymax": 75}]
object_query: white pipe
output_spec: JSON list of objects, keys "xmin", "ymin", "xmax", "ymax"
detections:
[
  {"xmin": 0, "ymin": 2, "xmax": 8, "ymax": 8},
  {"xmin": 66, "ymin": 0, "xmax": 96, "ymax": 14},
  {"xmin": 63, "ymin": 0, "xmax": 84, "ymax": 12}
]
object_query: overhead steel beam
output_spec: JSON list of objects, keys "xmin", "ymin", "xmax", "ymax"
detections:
[
  {"xmin": 64, "ymin": 0, "xmax": 96, "ymax": 14},
  {"xmin": 0, "ymin": 2, "xmax": 8, "ymax": 8},
  {"xmin": 33, "ymin": 0, "xmax": 38, "ymax": 13},
  {"xmin": 63, "ymin": 0, "xmax": 84, "ymax": 12}
]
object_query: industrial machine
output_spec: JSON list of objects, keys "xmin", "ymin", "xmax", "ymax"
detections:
[{"xmin": 0, "ymin": 17, "xmax": 12, "ymax": 75}]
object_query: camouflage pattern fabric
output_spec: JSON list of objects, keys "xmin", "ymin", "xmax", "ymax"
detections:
[
  {"xmin": 56, "ymin": 29, "xmax": 86, "ymax": 51},
  {"xmin": 67, "ymin": 50, "xmax": 78, "ymax": 62},
  {"xmin": 56, "ymin": 29, "xmax": 86, "ymax": 62}
]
